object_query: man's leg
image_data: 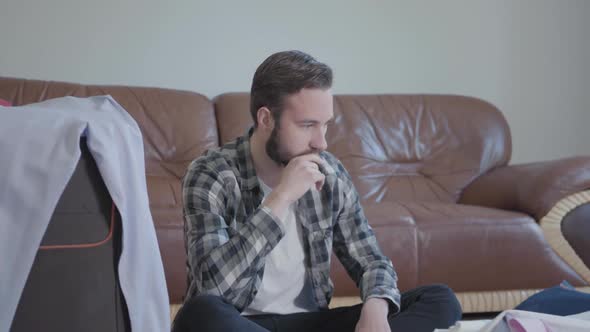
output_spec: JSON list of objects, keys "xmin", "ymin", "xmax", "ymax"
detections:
[
  {"xmin": 389, "ymin": 284, "xmax": 462, "ymax": 331},
  {"xmin": 172, "ymin": 295, "xmax": 272, "ymax": 332},
  {"xmin": 266, "ymin": 284, "xmax": 460, "ymax": 332},
  {"xmin": 248, "ymin": 305, "xmax": 362, "ymax": 332},
  {"xmin": 173, "ymin": 285, "xmax": 460, "ymax": 332},
  {"xmin": 249, "ymin": 284, "xmax": 460, "ymax": 332}
]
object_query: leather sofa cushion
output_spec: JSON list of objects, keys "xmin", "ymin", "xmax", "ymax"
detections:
[{"xmin": 331, "ymin": 202, "xmax": 587, "ymax": 296}]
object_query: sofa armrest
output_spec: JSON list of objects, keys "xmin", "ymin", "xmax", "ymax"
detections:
[
  {"xmin": 459, "ymin": 156, "xmax": 590, "ymax": 220},
  {"xmin": 460, "ymin": 157, "xmax": 590, "ymax": 279}
]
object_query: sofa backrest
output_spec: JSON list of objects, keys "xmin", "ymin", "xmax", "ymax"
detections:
[
  {"xmin": 214, "ymin": 92, "xmax": 512, "ymax": 204},
  {"xmin": 0, "ymin": 77, "xmax": 217, "ymax": 303},
  {"xmin": 1, "ymin": 76, "xmax": 514, "ymax": 304}
]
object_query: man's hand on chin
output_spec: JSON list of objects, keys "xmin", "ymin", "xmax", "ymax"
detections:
[{"xmin": 355, "ymin": 297, "xmax": 391, "ymax": 332}]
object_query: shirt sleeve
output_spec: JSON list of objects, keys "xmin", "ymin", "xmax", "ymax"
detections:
[
  {"xmin": 182, "ymin": 160, "xmax": 283, "ymax": 309},
  {"xmin": 331, "ymin": 161, "xmax": 401, "ymax": 314}
]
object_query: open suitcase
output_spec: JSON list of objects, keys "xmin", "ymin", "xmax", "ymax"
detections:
[{"xmin": 10, "ymin": 138, "xmax": 131, "ymax": 331}]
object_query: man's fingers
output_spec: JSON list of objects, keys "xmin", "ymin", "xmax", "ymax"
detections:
[
  {"xmin": 311, "ymin": 170, "xmax": 325, "ymax": 191},
  {"xmin": 305, "ymin": 162, "xmax": 319, "ymax": 171},
  {"xmin": 309, "ymin": 155, "xmax": 327, "ymax": 169},
  {"xmin": 315, "ymin": 178, "xmax": 325, "ymax": 191},
  {"xmin": 294, "ymin": 153, "xmax": 327, "ymax": 169}
]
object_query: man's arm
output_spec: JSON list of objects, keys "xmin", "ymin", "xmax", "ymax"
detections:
[
  {"xmin": 355, "ymin": 298, "xmax": 391, "ymax": 332},
  {"xmin": 183, "ymin": 154, "xmax": 326, "ymax": 309},
  {"xmin": 331, "ymin": 161, "xmax": 401, "ymax": 314},
  {"xmin": 183, "ymin": 162, "xmax": 284, "ymax": 309}
]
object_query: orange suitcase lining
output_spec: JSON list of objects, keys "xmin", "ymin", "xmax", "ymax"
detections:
[{"xmin": 39, "ymin": 203, "xmax": 116, "ymax": 250}]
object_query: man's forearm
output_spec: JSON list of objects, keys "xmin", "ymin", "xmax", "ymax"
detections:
[
  {"xmin": 189, "ymin": 207, "xmax": 284, "ymax": 303},
  {"xmin": 363, "ymin": 298, "xmax": 389, "ymax": 317},
  {"xmin": 263, "ymin": 190, "xmax": 290, "ymax": 221},
  {"xmin": 356, "ymin": 298, "xmax": 391, "ymax": 332}
]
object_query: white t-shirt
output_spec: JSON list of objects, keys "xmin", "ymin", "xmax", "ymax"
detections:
[{"xmin": 241, "ymin": 180, "xmax": 318, "ymax": 315}]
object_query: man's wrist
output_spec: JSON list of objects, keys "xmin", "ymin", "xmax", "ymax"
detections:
[
  {"xmin": 363, "ymin": 297, "xmax": 389, "ymax": 317},
  {"xmin": 263, "ymin": 190, "xmax": 290, "ymax": 219}
]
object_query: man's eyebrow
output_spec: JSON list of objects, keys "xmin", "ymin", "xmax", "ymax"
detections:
[
  {"xmin": 297, "ymin": 119, "xmax": 320, "ymax": 124},
  {"xmin": 297, "ymin": 117, "xmax": 335, "ymax": 125}
]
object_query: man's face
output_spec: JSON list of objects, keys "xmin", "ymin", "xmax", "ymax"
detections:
[{"xmin": 265, "ymin": 88, "xmax": 334, "ymax": 166}]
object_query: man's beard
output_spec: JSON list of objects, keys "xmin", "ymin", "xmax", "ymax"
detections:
[
  {"xmin": 265, "ymin": 126, "xmax": 318, "ymax": 167},
  {"xmin": 265, "ymin": 126, "xmax": 290, "ymax": 166}
]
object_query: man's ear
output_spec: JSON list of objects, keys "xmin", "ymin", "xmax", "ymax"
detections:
[{"xmin": 256, "ymin": 107, "xmax": 275, "ymax": 130}]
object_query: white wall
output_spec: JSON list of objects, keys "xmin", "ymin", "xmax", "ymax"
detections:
[{"xmin": 1, "ymin": 0, "xmax": 588, "ymax": 163}]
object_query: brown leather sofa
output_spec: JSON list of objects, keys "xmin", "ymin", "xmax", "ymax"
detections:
[{"xmin": 2, "ymin": 77, "xmax": 589, "ymax": 320}]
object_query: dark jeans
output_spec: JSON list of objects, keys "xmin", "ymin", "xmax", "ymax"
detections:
[{"xmin": 172, "ymin": 284, "xmax": 462, "ymax": 332}]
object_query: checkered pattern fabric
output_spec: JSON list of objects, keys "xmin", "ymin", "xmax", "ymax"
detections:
[{"xmin": 182, "ymin": 129, "xmax": 400, "ymax": 312}]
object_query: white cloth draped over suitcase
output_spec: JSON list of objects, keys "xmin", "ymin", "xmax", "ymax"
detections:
[{"xmin": 0, "ymin": 96, "xmax": 170, "ymax": 332}]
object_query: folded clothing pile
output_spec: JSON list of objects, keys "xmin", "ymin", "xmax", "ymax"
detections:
[{"xmin": 436, "ymin": 281, "xmax": 590, "ymax": 332}]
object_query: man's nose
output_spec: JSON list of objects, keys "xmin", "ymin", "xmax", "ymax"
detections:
[{"xmin": 311, "ymin": 130, "xmax": 328, "ymax": 151}]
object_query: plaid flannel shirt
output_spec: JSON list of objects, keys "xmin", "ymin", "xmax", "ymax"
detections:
[{"xmin": 182, "ymin": 130, "xmax": 400, "ymax": 312}]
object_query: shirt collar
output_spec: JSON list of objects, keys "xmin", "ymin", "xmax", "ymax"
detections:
[{"xmin": 236, "ymin": 126, "xmax": 260, "ymax": 191}]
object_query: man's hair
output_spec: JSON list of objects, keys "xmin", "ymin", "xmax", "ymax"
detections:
[{"xmin": 250, "ymin": 50, "xmax": 333, "ymax": 127}]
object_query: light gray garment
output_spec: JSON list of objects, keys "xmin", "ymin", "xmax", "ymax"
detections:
[{"xmin": 0, "ymin": 96, "xmax": 170, "ymax": 332}]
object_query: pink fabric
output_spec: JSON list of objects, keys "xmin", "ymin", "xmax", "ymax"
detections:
[
  {"xmin": 507, "ymin": 315, "xmax": 553, "ymax": 332},
  {"xmin": 0, "ymin": 99, "xmax": 11, "ymax": 107}
]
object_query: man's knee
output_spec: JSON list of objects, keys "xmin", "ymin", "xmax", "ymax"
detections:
[
  {"xmin": 425, "ymin": 284, "xmax": 462, "ymax": 321},
  {"xmin": 173, "ymin": 295, "xmax": 235, "ymax": 331},
  {"xmin": 183, "ymin": 295, "xmax": 231, "ymax": 317},
  {"xmin": 424, "ymin": 284, "xmax": 454, "ymax": 296},
  {"xmin": 189, "ymin": 294, "xmax": 227, "ymax": 307}
]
